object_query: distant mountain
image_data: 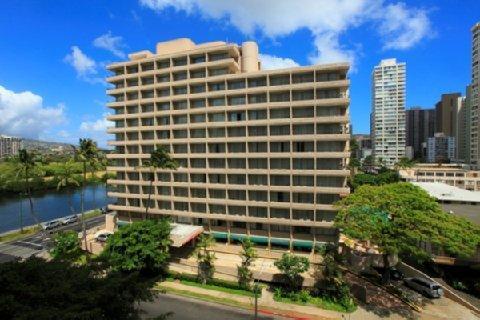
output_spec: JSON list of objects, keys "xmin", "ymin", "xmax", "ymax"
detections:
[{"xmin": 21, "ymin": 138, "xmax": 75, "ymax": 152}]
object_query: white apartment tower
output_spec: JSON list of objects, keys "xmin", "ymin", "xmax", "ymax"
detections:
[
  {"xmin": 469, "ymin": 23, "xmax": 480, "ymax": 167},
  {"xmin": 106, "ymin": 38, "xmax": 351, "ymax": 250},
  {"xmin": 371, "ymin": 58, "xmax": 406, "ymax": 168}
]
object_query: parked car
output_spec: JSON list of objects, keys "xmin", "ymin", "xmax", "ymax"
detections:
[
  {"xmin": 60, "ymin": 214, "xmax": 79, "ymax": 225},
  {"xmin": 404, "ymin": 277, "xmax": 443, "ymax": 298},
  {"xmin": 101, "ymin": 207, "xmax": 113, "ymax": 214},
  {"xmin": 41, "ymin": 220, "xmax": 61, "ymax": 230},
  {"xmin": 95, "ymin": 232, "xmax": 113, "ymax": 242}
]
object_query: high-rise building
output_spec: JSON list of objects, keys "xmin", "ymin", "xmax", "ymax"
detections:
[
  {"xmin": 469, "ymin": 22, "xmax": 480, "ymax": 167},
  {"xmin": 0, "ymin": 135, "xmax": 22, "ymax": 158},
  {"xmin": 426, "ymin": 133, "xmax": 455, "ymax": 163},
  {"xmin": 352, "ymin": 134, "xmax": 372, "ymax": 162},
  {"xmin": 371, "ymin": 58, "xmax": 406, "ymax": 168},
  {"xmin": 405, "ymin": 107, "xmax": 435, "ymax": 160},
  {"xmin": 106, "ymin": 38, "xmax": 351, "ymax": 248},
  {"xmin": 435, "ymin": 93, "xmax": 461, "ymax": 136},
  {"xmin": 456, "ymin": 96, "xmax": 468, "ymax": 162}
]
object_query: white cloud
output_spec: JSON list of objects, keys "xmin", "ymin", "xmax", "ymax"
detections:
[
  {"xmin": 80, "ymin": 114, "xmax": 112, "ymax": 132},
  {"xmin": 0, "ymin": 85, "xmax": 66, "ymax": 139},
  {"xmin": 93, "ymin": 31, "xmax": 127, "ymax": 58},
  {"xmin": 379, "ymin": 3, "xmax": 432, "ymax": 50},
  {"xmin": 139, "ymin": 0, "xmax": 432, "ymax": 68},
  {"xmin": 64, "ymin": 46, "xmax": 103, "ymax": 84},
  {"xmin": 258, "ymin": 54, "xmax": 299, "ymax": 70}
]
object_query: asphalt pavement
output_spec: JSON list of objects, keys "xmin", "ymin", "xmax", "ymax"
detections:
[
  {"xmin": 140, "ymin": 293, "xmax": 286, "ymax": 320},
  {"xmin": 0, "ymin": 215, "xmax": 105, "ymax": 263}
]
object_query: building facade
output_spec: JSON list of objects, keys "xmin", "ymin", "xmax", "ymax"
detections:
[
  {"xmin": 352, "ymin": 134, "xmax": 372, "ymax": 162},
  {"xmin": 0, "ymin": 135, "xmax": 22, "ymax": 158},
  {"xmin": 371, "ymin": 58, "xmax": 406, "ymax": 168},
  {"xmin": 469, "ymin": 23, "xmax": 480, "ymax": 167},
  {"xmin": 426, "ymin": 133, "xmax": 455, "ymax": 163},
  {"xmin": 106, "ymin": 38, "xmax": 351, "ymax": 248},
  {"xmin": 405, "ymin": 107, "xmax": 435, "ymax": 160}
]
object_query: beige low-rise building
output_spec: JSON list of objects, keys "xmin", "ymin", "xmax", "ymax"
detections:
[
  {"xmin": 105, "ymin": 38, "xmax": 351, "ymax": 250},
  {"xmin": 400, "ymin": 164, "xmax": 480, "ymax": 191}
]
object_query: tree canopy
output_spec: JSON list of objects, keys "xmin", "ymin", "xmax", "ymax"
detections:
[
  {"xmin": 102, "ymin": 219, "xmax": 172, "ymax": 273},
  {"xmin": 274, "ymin": 253, "xmax": 310, "ymax": 291},
  {"xmin": 335, "ymin": 183, "xmax": 480, "ymax": 261},
  {"xmin": 350, "ymin": 170, "xmax": 399, "ymax": 190},
  {"xmin": 50, "ymin": 230, "xmax": 83, "ymax": 262},
  {"xmin": 0, "ymin": 257, "xmax": 154, "ymax": 320}
]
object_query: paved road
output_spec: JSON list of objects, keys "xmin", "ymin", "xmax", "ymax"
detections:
[
  {"xmin": 140, "ymin": 293, "xmax": 286, "ymax": 320},
  {"xmin": 0, "ymin": 215, "xmax": 105, "ymax": 263}
]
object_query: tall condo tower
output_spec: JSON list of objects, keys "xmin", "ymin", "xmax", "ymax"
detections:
[
  {"xmin": 106, "ymin": 38, "xmax": 351, "ymax": 249},
  {"xmin": 469, "ymin": 23, "xmax": 480, "ymax": 167},
  {"xmin": 371, "ymin": 58, "xmax": 406, "ymax": 168}
]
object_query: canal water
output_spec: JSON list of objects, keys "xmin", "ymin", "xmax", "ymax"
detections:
[{"xmin": 0, "ymin": 185, "xmax": 114, "ymax": 234}]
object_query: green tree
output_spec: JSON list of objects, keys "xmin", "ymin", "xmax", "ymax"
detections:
[
  {"xmin": 195, "ymin": 234, "xmax": 216, "ymax": 285},
  {"xmin": 142, "ymin": 147, "xmax": 178, "ymax": 219},
  {"xmin": 102, "ymin": 219, "xmax": 172, "ymax": 274},
  {"xmin": 395, "ymin": 157, "xmax": 416, "ymax": 170},
  {"xmin": 0, "ymin": 257, "xmax": 155, "ymax": 320},
  {"xmin": 361, "ymin": 154, "xmax": 374, "ymax": 171},
  {"xmin": 274, "ymin": 253, "xmax": 310, "ymax": 292},
  {"xmin": 50, "ymin": 230, "xmax": 83, "ymax": 262},
  {"xmin": 55, "ymin": 158, "xmax": 80, "ymax": 214},
  {"xmin": 74, "ymin": 138, "xmax": 99, "ymax": 251},
  {"xmin": 335, "ymin": 183, "xmax": 480, "ymax": 282},
  {"xmin": 314, "ymin": 245, "xmax": 356, "ymax": 311},
  {"xmin": 237, "ymin": 237, "xmax": 257, "ymax": 289},
  {"xmin": 15, "ymin": 149, "xmax": 44, "ymax": 234}
]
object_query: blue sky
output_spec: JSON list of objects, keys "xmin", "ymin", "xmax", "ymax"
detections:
[{"xmin": 0, "ymin": 0, "xmax": 478, "ymax": 147}]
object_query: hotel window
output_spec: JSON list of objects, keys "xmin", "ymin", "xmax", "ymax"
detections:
[
  {"xmin": 191, "ymin": 203, "xmax": 207, "ymax": 213},
  {"xmin": 248, "ymin": 77, "xmax": 266, "ymax": 88},
  {"xmin": 228, "ymin": 95, "xmax": 246, "ymax": 106},
  {"xmin": 270, "ymin": 158, "xmax": 290, "ymax": 170},
  {"xmin": 317, "ymin": 123, "xmax": 343, "ymax": 134},
  {"xmin": 190, "ymin": 55, "xmax": 206, "ymax": 64},
  {"xmin": 209, "ymin": 52, "xmax": 229, "ymax": 61},
  {"xmin": 292, "ymin": 193, "xmax": 314, "ymax": 204},
  {"xmin": 248, "ymin": 109, "xmax": 267, "ymax": 120},
  {"xmin": 157, "ymin": 73, "xmax": 170, "ymax": 83},
  {"xmin": 141, "ymin": 104, "xmax": 154, "ymax": 113},
  {"xmin": 191, "ymin": 158, "xmax": 206, "ymax": 168},
  {"xmin": 209, "ymin": 113, "xmax": 225, "ymax": 122},
  {"xmin": 248, "ymin": 158, "xmax": 267, "ymax": 169},
  {"xmin": 209, "ymin": 189, "xmax": 226, "ymax": 199},
  {"xmin": 191, "ymin": 173, "xmax": 207, "ymax": 183},
  {"xmin": 293, "ymin": 175, "xmax": 314, "ymax": 186},
  {"xmin": 270, "ymin": 175, "xmax": 290, "ymax": 186},
  {"xmin": 227, "ymin": 80, "xmax": 245, "ymax": 90},
  {"xmin": 190, "ymin": 114, "xmax": 206, "ymax": 123},
  {"xmin": 190, "ymin": 143, "xmax": 206, "ymax": 153},
  {"xmin": 174, "ymin": 202, "xmax": 189, "ymax": 211},
  {"xmin": 292, "ymin": 210, "xmax": 314, "ymax": 221},
  {"xmin": 157, "ymin": 88, "xmax": 170, "ymax": 97},
  {"xmin": 208, "ymin": 128, "xmax": 225, "ymax": 138},
  {"xmin": 270, "ymin": 141, "xmax": 290, "ymax": 152},
  {"xmin": 209, "ymin": 82, "xmax": 225, "ymax": 91},
  {"xmin": 270, "ymin": 192, "xmax": 290, "ymax": 203},
  {"xmin": 228, "ymin": 174, "xmax": 246, "ymax": 185},
  {"xmin": 248, "ymin": 93, "xmax": 267, "ymax": 104},
  {"xmin": 248, "ymin": 142, "xmax": 267, "ymax": 153},
  {"xmin": 157, "ymin": 186, "xmax": 171, "ymax": 196},
  {"xmin": 248, "ymin": 190, "xmax": 268, "ymax": 202},
  {"xmin": 141, "ymin": 118, "xmax": 154, "ymax": 126},
  {"xmin": 141, "ymin": 131, "xmax": 154, "ymax": 140},
  {"xmin": 270, "ymin": 125, "xmax": 290, "ymax": 136},
  {"xmin": 227, "ymin": 127, "xmax": 246, "ymax": 137},
  {"xmin": 293, "ymin": 158, "xmax": 314, "ymax": 170},
  {"xmin": 157, "ymin": 102, "xmax": 170, "ymax": 111},
  {"xmin": 229, "ymin": 205, "xmax": 246, "ymax": 216},
  {"xmin": 209, "ymin": 68, "xmax": 228, "ymax": 76},
  {"xmin": 228, "ymin": 111, "xmax": 246, "ymax": 122},
  {"xmin": 190, "ymin": 99, "xmax": 206, "ymax": 109},
  {"xmin": 209, "ymin": 204, "xmax": 226, "ymax": 214},
  {"xmin": 270, "ymin": 91, "xmax": 290, "ymax": 102},
  {"xmin": 190, "ymin": 69, "xmax": 206, "ymax": 79},
  {"xmin": 173, "ymin": 173, "xmax": 188, "ymax": 182},
  {"xmin": 317, "ymin": 176, "xmax": 344, "ymax": 187},
  {"xmin": 316, "ymin": 159, "xmax": 341, "ymax": 170},
  {"xmin": 173, "ymin": 144, "xmax": 188, "ymax": 154},
  {"xmin": 248, "ymin": 174, "xmax": 268, "ymax": 186},
  {"xmin": 141, "ymin": 90, "xmax": 154, "ymax": 99},
  {"xmin": 316, "ymin": 194, "xmax": 340, "ymax": 204},
  {"xmin": 292, "ymin": 106, "xmax": 314, "ymax": 118},
  {"xmin": 270, "ymin": 209, "xmax": 290, "ymax": 221},
  {"xmin": 209, "ymin": 174, "xmax": 226, "ymax": 184},
  {"xmin": 292, "ymin": 72, "xmax": 314, "ymax": 84},
  {"xmin": 293, "ymin": 141, "xmax": 314, "ymax": 152},
  {"xmin": 209, "ymin": 158, "xmax": 225, "ymax": 168},
  {"xmin": 190, "ymin": 84, "xmax": 206, "ymax": 94},
  {"xmin": 270, "ymin": 108, "xmax": 290, "ymax": 119},
  {"xmin": 228, "ymin": 142, "xmax": 246, "ymax": 153},
  {"xmin": 317, "ymin": 141, "xmax": 345, "ymax": 152},
  {"xmin": 228, "ymin": 158, "xmax": 246, "ymax": 169},
  {"xmin": 190, "ymin": 129, "xmax": 206, "ymax": 138},
  {"xmin": 173, "ymin": 86, "xmax": 187, "ymax": 95},
  {"xmin": 292, "ymin": 90, "xmax": 314, "ymax": 101},
  {"xmin": 174, "ymin": 187, "xmax": 189, "ymax": 197},
  {"xmin": 157, "ymin": 173, "xmax": 171, "ymax": 182},
  {"xmin": 293, "ymin": 124, "xmax": 314, "ymax": 135},
  {"xmin": 209, "ymin": 97, "xmax": 225, "ymax": 107},
  {"xmin": 157, "ymin": 60, "xmax": 170, "ymax": 69},
  {"xmin": 191, "ymin": 188, "xmax": 206, "ymax": 198},
  {"xmin": 249, "ymin": 206, "xmax": 267, "ymax": 218},
  {"xmin": 228, "ymin": 190, "xmax": 246, "ymax": 201},
  {"xmin": 208, "ymin": 143, "xmax": 225, "ymax": 153},
  {"xmin": 270, "ymin": 75, "xmax": 289, "ymax": 86},
  {"xmin": 173, "ymin": 115, "xmax": 187, "ymax": 124},
  {"xmin": 173, "ymin": 57, "xmax": 187, "ymax": 66},
  {"xmin": 173, "ymin": 129, "xmax": 188, "ymax": 139}
]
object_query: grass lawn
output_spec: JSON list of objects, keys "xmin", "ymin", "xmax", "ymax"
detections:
[
  {"xmin": 165, "ymin": 277, "xmax": 256, "ymax": 297},
  {"xmin": 0, "ymin": 225, "xmax": 41, "ymax": 243},
  {"xmin": 273, "ymin": 293, "xmax": 357, "ymax": 313},
  {"xmin": 155, "ymin": 284, "xmax": 252, "ymax": 310},
  {"xmin": 82, "ymin": 209, "xmax": 103, "ymax": 220}
]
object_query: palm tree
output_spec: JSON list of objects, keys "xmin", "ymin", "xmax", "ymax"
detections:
[
  {"xmin": 141, "ymin": 147, "xmax": 178, "ymax": 219},
  {"xmin": 73, "ymin": 138, "xmax": 99, "ymax": 251},
  {"xmin": 16, "ymin": 149, "xmax": 43, "ymax": 235},
  {"xmin": 195, "ymin": 234, "xmax": 216, "ymax": 284},
  {"xmin": 55, "ymin": 158, "xmax": 80, "ymax": 214},
  {"xmin": 394, "ymin": 157, "xmax": 416, "ymax": 170}
]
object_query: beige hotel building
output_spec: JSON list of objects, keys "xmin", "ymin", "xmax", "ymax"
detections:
[{"xmin": 106, "ymin": 38, "xmax": 350, "ymax": 250}]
